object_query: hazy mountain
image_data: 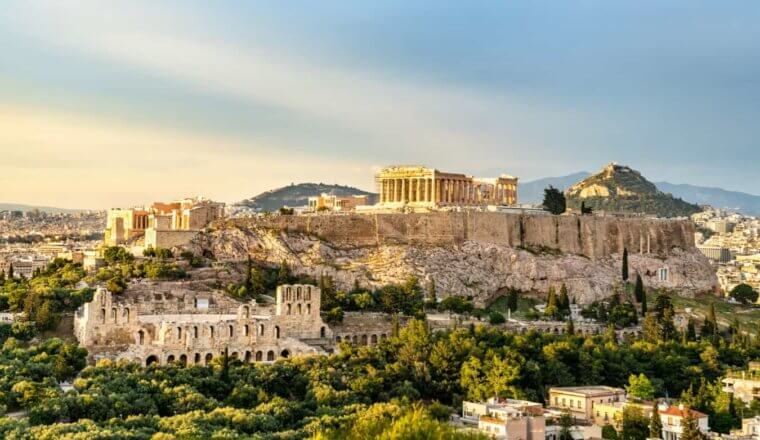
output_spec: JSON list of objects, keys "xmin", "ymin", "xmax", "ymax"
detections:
[
  {"xmin": 564, "ymin": 163, "xmax": 701, "ymax": 217},
  {"xmin": 521, "ymin": 171, "xmax": 760, "ymax": 216},
  {"xmin": 653, "ymin": 182, "xmax": 760, "ymax": 216},
  {"xmin": 0, "ymin": 203, "xmax": 84, "ymax": 214},
  {"xmin": 237, "ymin": 183, "xmax": 377, "ymax": 212},
  {"xmin": 519, "ymin": 172, "xmax": 592, "ymax": 204}
]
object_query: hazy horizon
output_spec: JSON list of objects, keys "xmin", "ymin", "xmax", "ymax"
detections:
[{"xmin": 3, "ymin": 1, "xmax": 760, "ymax": 209}]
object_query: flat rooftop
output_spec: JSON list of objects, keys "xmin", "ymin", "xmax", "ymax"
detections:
[{"xmin": 549, "ymin": 386, "xmax": 625, "ymax": 397}]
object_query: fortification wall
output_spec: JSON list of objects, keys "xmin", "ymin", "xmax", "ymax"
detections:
[{"xmin": 226, "ymin": 212, "xmax": 695, "ymax": 259}]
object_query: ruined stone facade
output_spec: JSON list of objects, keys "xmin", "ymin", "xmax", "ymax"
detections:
[
  {"xmin": 104, "ymin": 197, "xmax": 224, "ymax": 248},
  {"xmin": 74, "ymin": 281, "xmax": 396, "ymax": 365},
  {"xmin": 376, "ymin": 166, "xmax": 518, "ymax": 208}
]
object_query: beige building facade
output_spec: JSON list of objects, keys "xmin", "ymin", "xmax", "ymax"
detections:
[
  {"xmin": 548, "ymin": 386, "xmax": 626, "ymax": 421},
  {"xmin": 104, "ymin": 197, "xmax": 224, "ymax": 248},
  {"xmin": 723, "ymin": 362, "xmax": 760, "ymax": 405},
  {"xmin": 375, "ymin": 166, "xmax": 518, "ymax": 208},
  {"xmin": 307, "ymin": 193, "xmax": 370, "ymax": 212}
]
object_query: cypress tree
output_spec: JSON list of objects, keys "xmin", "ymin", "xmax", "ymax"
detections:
[
  {"xmin": 686, "ymin": 319, "xmax": 697, "ymax": 341},
  {"xmin": 640, "ymin": 291, "xmax": 648, "ymax": 316},
  {"xmin": 507, "ymin": 289, "xmax": 519, "ymax": 312},
  {"xmin": 622, "ymin": 248, "xmax": 629, "ymax": 282},
  {"xmin": 702, "ymin": 303, "xmax": 717, "ymax": 338},
  {"xmin": 680, "ymin": 408, "xmax": 702, "ymax": 440},
  {"xmin": 649, "ymin": 407, "xmax": 662, "ymax": 439},
  {"xmin": 545, "ymin": 287, "xmax": 559, "ymax": 319},
  {"xmin": 8, "ymin": 263, "xmax": 13, "ymax": 279},
  {"xmin": 244, "ymin": 256, "xmax": 253, "ymax": 293},
  {"xmin": 559, "ymin": 284, "xmax": 570, "ymax": 312},
  {"xmin": 566, "ymin": 316, "xmax": 575, "ymax": 335},
  {"xmin": 634, "ymin": 274, "xmax": 644, "ymax": 302}
]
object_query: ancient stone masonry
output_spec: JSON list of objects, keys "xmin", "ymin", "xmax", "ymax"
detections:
[
  {"xmin": 196, "ymin": 212, "xmax": 717, "ymax": 306},
  {"xmin": 74, "ymin": 281, "xmax": 396, "ymax": 365}
]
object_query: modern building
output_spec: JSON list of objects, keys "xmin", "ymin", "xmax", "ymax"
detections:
[
  {"xmin": 722, "ymin": 362, "xmax": 760, "ymax": 405},
  {"xmin": 659, "ymin": 404, "xmax": 709, "ymax": 440},
  {"xmin": 0, "ymin": 255, "xmax": 49, "ymax": 278},
  {"xmin": 375, "ymin": 165, "xmax": 518, "ymax": 209},
  {"xmin": 462, "ymin": 398, "xmax": 545, "ymax": 440},
  {"xmin": 592, "ymin": 400, "xmax": 655, "ymax": 429},
  {"xmin": 548, "ymin": 386, "xmax": 626, "ymax": 421}
]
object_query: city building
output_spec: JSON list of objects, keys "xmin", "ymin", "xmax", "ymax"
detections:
[
  {"xmin": 548, "ymin": 386, "xmax": 626, "ymax": 421},
  {"xmin": 659, "ymin": 404, "xmax": 710, "ymax": 440},
  {"xmin": 307, "ymin": 193, "xmax": 370, "ymax": 212},
  {"xmin": 375, "ymin": 166, "xmax": 518, "ymax": 209},
  {"xmin": 592, "ymin": 400, "xmax": 655, "ymax": 429},
  {"xmin": 722, "ymin": 362, "xmax": 760, "ymax": 405},
  {"xmin": 698, "ymin": 245, "xmax": 733, "ymax": 263},
  {"xmin": 462, "ymin": 398, "xmax": 545, "ymax": 440},
  {"xmin": 737, "ymin": 416, "xmax": 760, "ymax": 440},
  {"xmin": 104, "ymin": 197, "xmax": 224, "ymax": 249},
  {"xmin": 0, "ymin": 255, "xmax": 49, "ymax": 278}
]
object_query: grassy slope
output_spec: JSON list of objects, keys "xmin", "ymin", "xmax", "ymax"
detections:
[{"xmin": 651, "ymin": 292, "xmax": 760, "ymax": 335}]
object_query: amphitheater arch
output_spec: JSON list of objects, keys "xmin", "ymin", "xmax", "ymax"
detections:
[
  {"xmin": 146, "ymin": 355, "xmax": 159, "ymax": 366},
  {"xmin": 167, "ymin": 354, "xmax": 175, "ymax": 363},
  {"xmin": 275, "ymin": 326, "xmax": 280, "ymax": 339},
  {"xmin": 138, "ymin": 330, "xmax": 145, "ymax": 345},
  {"xmin": 194, "ymin": 353, "xmax": 201, "ymax": 364},
  {"xmin": 267, "ymin": 350, "xmax": 275, "ymax": 361},
  {"xmin": 335, "ymin": 336, "xmax": 342, "ymax": 343},
  {"xmin": 370, "ymin": 334, "xmax": 377, "ymax": 344},
  {"xmin": 255, "ymin": 351, "xmax": 263, "ymax": 361},
  {"xmin": 244, "ymin": 351, "xmax": 251, "ymax": 362},
  {"xmin": 179, "ymin": 354, "xmax": 187, "ymax": 365},
  {"xmin": 320, "ymin": 327, "xmax": 326, "ymax": 338},
  {"xmin": 205, "ymin": 353, "xmax": 213, "ymax": 365},
  {"xmin": 280, "ymin": 349, "xmax": 290, "ymax": 359},
  {"xmin": 361, "ymin": 335, "xmax": 368, "ymax": 345}
]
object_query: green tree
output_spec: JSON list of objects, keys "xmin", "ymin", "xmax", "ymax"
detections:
[
  {"xmin": 686, "ymin": 319, "xmax": 697, "ymax": 342},
  {"xmin": 622, "ymin": 248, "xmax": 629, "ymax": 282},
  {"xmin": 625, "ymin": 374, "xmax": 655, "ymax": 400},
  {"xmin": 566, "ymin": 317, "xmax": 575, "ymax": 335},
  {"xmin": 507, "ymin": 289, "xmax": 519, "ymax": 312},
  {"xmin": 640, "ymin": 291, "xmax": 647, "ymax": 316},
  {"xmin": 729, "ymin": 283, "xmax": 758, "ymax": 305},
  {"xmin": 277, "ymin": 259, "xmax": 291, "ymax": 285},
  {"xmin": 489, "ymin": 311, "xmax": 506, "ymax": 325},
  {"xmin": 620, "ymin": 406, "xmax": 649, "ymax": 440},
  {"xmin": 680, "ymin": 407, "xmax": 705, "ymax": 440},
  {"xmin": 642, "ymin": 313, "xmax": 662, "ymax": 343},
  {"xmin": 543, "ymin": 186, "xmax": 566, "ymax": 215},
  {"xmin": 558, "ymin": 284, "xmax": 570, "ymax": 312},
  {"xmin": 634, "ymin": 274, "xmax": 644, "ymax": 302},
  {"xmin": 545, "ymin": 287, "xmax": 559, "ymax": 319},
  {"xmin": 702, "ymin": 303, "xmax": 717, "ymax": 338},
  {"xmin": 649, "ymin": 408, "xmax": 662, "ymax": 439}
]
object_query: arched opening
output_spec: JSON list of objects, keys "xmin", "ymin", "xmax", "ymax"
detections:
[
  {"xmin": 255, "ymin": 351, "xmax": 263, "ymax": 361},
  {"xmin": 320, "ymin": 327, "xmax": 326, "ymax": 338},
  {"xmin": 179, "ymin": 354, "xmax": 187, "ymax": 365},
  {"xmin": 275, "ymin": 326, "xmax": 280, "ymax": 339},
  {"xmin": 101, "ymin": 308, "xmax": 106, "ymax": 323},
  {"xmin": 259, "ymin": 324, "xmax": 265, "ymax": 336},
  {"xmin": 138, "ymin": 330, "xmax": 145, "ymax": 345},
  {"xmin": 146, "ymin": 355, "xmax": 159, "ymax": 366},
  {"xmin": 243, "ymin": 305, "xmax": 250, "ymax": 318},
  {"xmin": 244, "ymin": 351, "xmax": 251, "ymax": 362},
  {"xmin": 380, "ymin": 334, "xmax": 387, "ymax": 340},
  {"xmin": 194, "ymin": 326, "xmax": 199, "ymax": 338},
  {"xmin": 352, "ymin": 335, "xmax": 358, "ymax": 344},
  {"xmin": 307, "ymin": 304, "xmax": 311, "ymax": 315},
  {"xmin": 370, "ymin": 334, "xmax": 377, "ymax": 344},
  {"xmin": 361, "ymin": 335, "xmax": 368, "ymax": 345},
  {"xmin": 194, "ymin": 353, "xmax": 201, "ymax": 364},
  {"xmin": 167, "ymin": 355, "xmax": 175, "ymax": 364},
  {"xmin": 287, "ymin": 304, "xmax": 292, "ymax": 315},
  {"xmin": 205, "ymin": 353, "xmax": 213, "ymax": 365},
  {"xmin": 336, "ymin": 336, "xmax": 342, "ymax": 343},
  {"xmin": 280, "ymin": 349, "xmax": 290, "ymax": 359},
  {"xmin": 228, "ymin": 325, "xmax": 234, "ymax": 338},
  {"xmin": 111, "ymin": 307, "xmax": 117, "ymax": 322},
  {"xmin": 266, "ymin": 350, "xmax": 275, "ymax": 361},
  {"xmin": 210, "ymin": 326, "xmax": 215, "ymax": 339},
  {"xmin": 231, "ymin": 352, "xmax": 238, "ymax": 360},
  {"xmin": 297, "ymin": 304, "xmax": 302, "ymax": 315},
  {"xmin": 297, "ymin": 287, "xmax": 301, "ymax": 300},
  {"xmin": 123, "ymin": 308, "xmax": 130, "ymax": 322},
  {"xmin": 177, "ymin": 327, "xmax": 182, "ymax": 340},
  {"xmin": 244, "ymin": 325, "xmax": 249, "ymax": 336}
]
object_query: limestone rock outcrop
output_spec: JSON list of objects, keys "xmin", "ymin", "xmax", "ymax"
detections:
[{"xmin": 191, "ymin": 212, "xmax": 717, "ymax": 305}]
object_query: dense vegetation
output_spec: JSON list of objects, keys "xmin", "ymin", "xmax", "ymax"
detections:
[{"xmin": 0, "ymin": 316, "xmax": 758, "ymax": 438}]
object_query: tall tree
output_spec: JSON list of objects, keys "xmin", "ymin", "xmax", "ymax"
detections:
[
  {"xmin": 545, "ymin": 287, "xmax": 559, "ymax": 319},
  {"xmin": 507, "ymin": 289, "xmax": 519, "ymax": 312},
  {"xmin": 626, "ymin": 374, "xmax": 655, "ymax": 400},
  {"xmin": 277, "ymin": 259, "xmax": 291, "ymax": 285},
  {"xmin": 634, "ymin": 274, "xmax": 644, "ymax": 302},
  {"xmin": 543, "ymin": 186, "xmax": 566, "ymax": 215},
  {"xmin": 558, "ymin": 284, "xmax": 570, "ymax": 312},
  {"xmin": 649, "ymin": 408, "xmax": 662, "ymax": 439},
  {"xmin": 702, "ymin": 303, "xmax": 717, "ymax": 338},
  {"xmin": 620, "ymin": 406, "xmax": 649, "ymax": 440},
  {"xmin": 566, "ymin": 316, "xmax": 575, "ymax": 335},
  {"xmin": 686, "ymin": 319, "xmax": 697, "ymax": 342},
  {"xmin": 680, "ymin": 408, "xmax": 704, "ymax": 440},
  {"xmin": 640, "ymin": 291, "xmax": 648, "ymax": 316},
  {"xmin": 622, "ymin": 248, "xmax": 629, "ymax": 282}
]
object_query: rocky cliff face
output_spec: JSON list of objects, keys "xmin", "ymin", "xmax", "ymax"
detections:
[{"xmin": 191, "ymin": 213, "xmax": 717, "ymax": 305}]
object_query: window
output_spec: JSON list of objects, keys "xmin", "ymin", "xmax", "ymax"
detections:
[
  {"xmin": 138, "ymin": 330, "xmax": 144, "ymax": 345},
  {"xmin": 259, "ymin": 324, "xmax": 265, "ymax": 336},
  {"xmin": 177, "ymin": 327, "xmax": 182, "ymax": 340},
  {"xmin": 194, "ymin": 326, "xmax": 198, "ymax": 338},
  {"xmin": 275, "ymin": 326, "xmax": 280, "ymax": 339},
  {"xmin": 229, "ymin": 325, "xmax": 234, "ymax": 337},
  {"xmin": 307, "ymin": 304, "xmax": 311, "ymax": 315},
  {"xmin": 659, "ymin": 267, "xmax": 669, "ymax": 282}
]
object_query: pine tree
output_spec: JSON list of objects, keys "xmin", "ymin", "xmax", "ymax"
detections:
[
  {"xmin": 680, "ymin": 407, "xmax": 703, "ymax": 440},
  {"xmin": 622, "ymin": 248, "xmax": 629, "ymax": 282},
  {"xmin": 661, "ymin": 306, "xmax": 677, "ymax": 341},
  {"xmin": 634, "ymin": 274, "xmax": 644, "ymax": 302},
  {"xmin": 507, "ymin": 289, "xmax": 519, "ymax": 312},
  {"xmin": 244, "ymin": 256, "xmax": 253, "ymax": 293},
  {"xmin": 649, "ymin": 407, "xmax": 662, "ymax": 439}
]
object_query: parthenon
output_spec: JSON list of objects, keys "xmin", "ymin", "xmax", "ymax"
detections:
[{"xmin": 376, "ymin": 166, "xmax": 518, "ymax": 207}]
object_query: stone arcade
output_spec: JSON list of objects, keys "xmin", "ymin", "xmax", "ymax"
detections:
[{"xmin": 74, "ymin": 283, "xmax": 391, "ymax": 366}]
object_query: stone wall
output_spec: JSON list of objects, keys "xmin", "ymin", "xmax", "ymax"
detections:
[{"xmin": 226, "ymin": 212, "xmax": 696, "ymax": 259}]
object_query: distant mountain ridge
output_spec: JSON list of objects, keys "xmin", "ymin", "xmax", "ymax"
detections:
[
  {"xmin": 237, "ymin": 183, "xmax": 377, "ymax": 212},
  {"xmin": 0, "ymin": 203, "xmax": 85, "ymax": 214}
]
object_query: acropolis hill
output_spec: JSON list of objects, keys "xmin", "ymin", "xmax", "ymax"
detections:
[{"xmin": 192, "ymin": 211, "xmax": 718, "ymax": 305}]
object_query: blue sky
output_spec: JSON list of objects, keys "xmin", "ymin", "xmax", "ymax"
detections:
[{"xmin": 1, "ymin": 1, "xmax": 759, "ymax": 208}]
